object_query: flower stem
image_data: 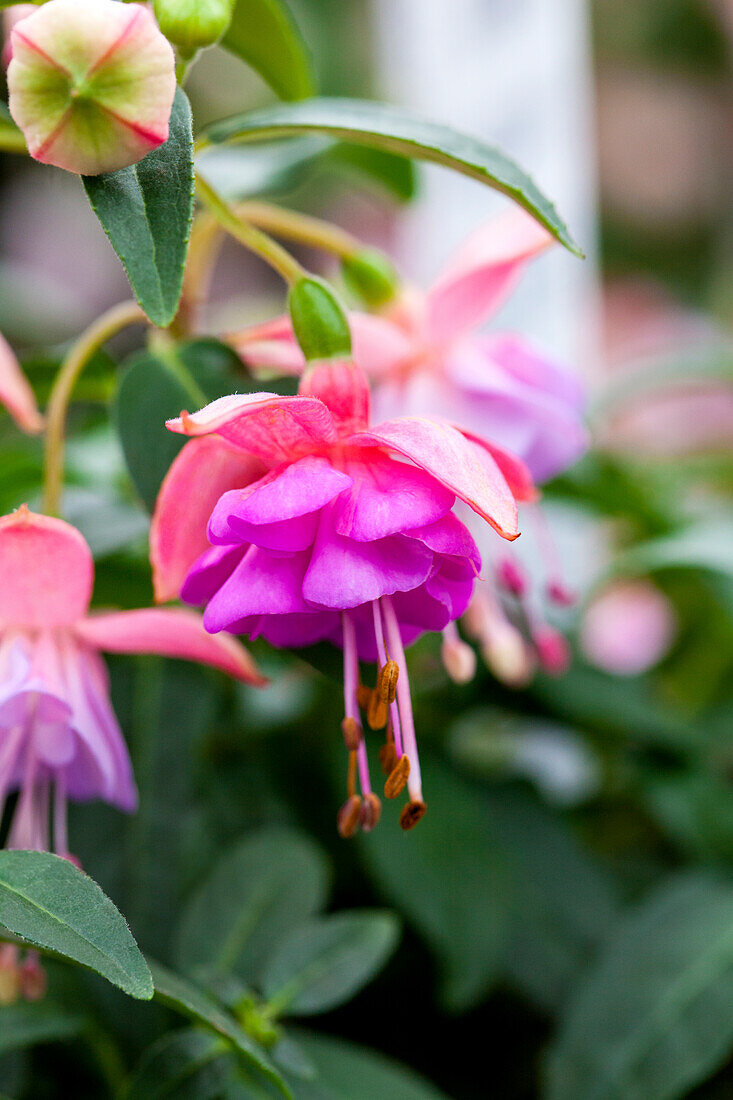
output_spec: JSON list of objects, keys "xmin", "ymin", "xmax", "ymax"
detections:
[
  {"xmin": 42, "ymin": 301, "xmax": 146, "ymax": 517},
  {"xmin": 195, "ymin": 173, "xmax": 306, "ymax": 286},
  {"xmin": 231, "ymin": 201, "xmax": 361, "ymax": 259}
]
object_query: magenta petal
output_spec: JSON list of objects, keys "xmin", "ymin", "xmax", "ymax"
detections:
[
  {"xmin": 180, "ymin": 544, "xmax": 246, "ymax": 606},
  {"xmin": 405, "ymin": 512, "xmax": 481, "ymax": 570},
  {"xmin": 255, "ymin": 611, "xmax": 339, "ymax": 648},
  {"xmin": 332, "ymin": 450, "xmax": 454, "ymax": 542},
  {"xmin": 214, "ymin": 511, "xmax": 320, "ymax": 554},
  {"xmin": 303, "ymin": 512, "xmax": 434, "ymax": 610},
  {"xmin": 224, "ymin": 456, "xmax": 351, "ymax": 525},
  {"xmin": 203, "ymin": 546, "xmax": 311, "ymax": 633}
]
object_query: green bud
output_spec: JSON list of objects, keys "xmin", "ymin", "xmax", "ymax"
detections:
[
  {"xmin": 287, "ymin": 276, "xmax": 352, "ymax": 363},
  {"xmin": 341, "ymin": 248, "xmax": 400, "ymax": 309},
  {"xmin": 153, "ymin": 0, "xmax": 235, "ymax": 58}
]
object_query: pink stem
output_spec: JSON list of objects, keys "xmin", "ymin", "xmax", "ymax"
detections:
[
  {"xmin": 371, "ymin": 600, "xmax": 403, "ymax": 758},
  {"xmin": 381, "ymin": 596, "xmax": 422, "ymax": 801}
]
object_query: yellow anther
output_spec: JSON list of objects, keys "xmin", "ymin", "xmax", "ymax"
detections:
[
  {"xmin": 360, "ymin": 792, "xmax": 382, "ymax": 833},
  {"xmin": 384, "ymin": 755, "xmax": 410, "ymax": 799},
  {"xmin": 337, "ymin": 795, "xmax": 362, "ymax": 839},
  {"xmin": 377, "ymin": 659, "xmax": 399, "ymax": 704},
  {"xmin": 366, "ymin": 689, "xmax": 388, "ymax": 730},
  {"xmin": 341, "ymin": 716, "xmax": 362, "ymax": 751},
  {"xmin": 378, "ymin": 740, "xmax": 398, "ymax": 776},
  {"xmin": 356, "ymin": 683, "xmax": 371, "ymax": 711},
  {"xmin": 400, "ymin": 800, "xmax": 427, "ymax": 831}
]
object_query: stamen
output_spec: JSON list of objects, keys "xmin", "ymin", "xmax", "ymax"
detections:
[
  {"xmin": 360, "ymin": 792, "xmax": 382, "ymax": 832},
  {"xmin": 356, "ymin": 738, "xmax": 373, "ymax": 797},
  {"xmin": 356, "ymin": 684, "xmax": 371, "ymax": 710},
  {"xmin": 400, "ymin": 800, "xmax": 427, "ymax": 831},
  {"xmin": 366, "ymin": 689, "xmax": 388, "ymax": 730},
  {"xmin": 347, "ymin": 749, "xmax": 358, "ymax": 799},
  {"xmin": 371, "ymin": 600, "xmax": 404, "ymax": 758},
  {"xmin": 341, "ymin": 716, "xmax": 362, "ymax": 751},
  {"xmin": 337, "ymin": 795, "xmax": 362, "ymax": 839},
  {"xmin": 381, "ymin": 596, "xmax": 423, "ymax": 802},
  {"xmin": 379, "ymin": 722, "xmax": 398, "ymax": 776},
  {"xmin": 384, "ymin": 754, "xmax": 410, "ymax": 799},
  {"xmin": 53, "ymin": 775, "xmax": 68, "ymax": 857},
  {"xmin": 496, "ymin": 557, "xmax": 527, "ymax": 598},
  {"xmin": 528, "ymin": 505, "xmax": 575, "ymax": 607},
  {"xmin": 377, "ymin": 660, "xmax": 399, "ymax": 704}
]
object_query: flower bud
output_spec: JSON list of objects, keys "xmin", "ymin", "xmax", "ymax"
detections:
[
  {"xmin": 441, "ymin": 630, "xmax": 477, "ymax": 684},
  {"xmin": 8, "ymin": 0, "xmax": 176, "ymax": 175},
  {"xmin": 288, "ymin": 276, "xmax": 352, "ymax": 363},
  {"xmin": 534, "ymin": 626, "xmax": 571, "ymax": 676},
  {"xmin": 482, "ymin": 621, "xmax": 534, "ymax": 688},
  {"xmin": 2, "ymin": 5, "xmax": 36, "ymax": 69},
  {"xmin": 341, "ymin": 248, "xmax": 400, "ymax": 309},
  {"xmin": 153, "ymin": 0, "xmax": 235, "ymax": 60}
]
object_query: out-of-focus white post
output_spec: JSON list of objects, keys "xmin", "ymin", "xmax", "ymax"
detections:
[{"xmin": 372, "ymin": 0, "xmax": 599, "ymax": 366}]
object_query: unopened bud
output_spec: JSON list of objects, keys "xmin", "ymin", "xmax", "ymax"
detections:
[
  {"xmin": 0, "ymin": 944, "xmax": 19, "ymax": 1007},
  {"xmin": 341, "ymin": 716, "xmax": 362, "ymax": 751},
  {"xmin": 377, "ymin": 659, "xmax": 399, "ymax": 703},
  {"xmin": 8, "ymin": 0, "xmax": 176, "ymax": 175},
  {"xmin": 441, "ymin": 632, "xmax": 477, "ymax": 684},
  {"xmin": 288, "ymin": 276, "xmax": 352, "ymax": 363},
  {"xmin": 2, "ymin": 5, "xmax": 35, "ymax": 69},
  {"xmin": 546, "ymin": 580, "xmax": 576, "ymax": 607},
  {"xmin": 360, "ymin": 792, "xmax": 382, "ymax": 832},
  {"xmin": 337, "ymin": 794, "xmax": 362, "ymax": 839},
  {"xmin": 384, "ymin": 754, "xmax": 410, "ymax": 799},
  {"xmin": 534, "ymin": 627, "xmax": 571, "ymax": 676},
  {"xmin": 482, "ymin": 622, "xmax": 534, "ymax": 688},
  {"xmin": 154, "ymin": 0, "xmax": 235, "ymax": 59},
  {"xmin": 341, "ymin": 248, "xmax": 400, "ymax": 309},
  {"xmin": 400, "ymin": 799, "xmax": 427, "ymax": 831},
  {"xmin": 496, "ymin": 557, "xmax": 527, "ymax": 598}
]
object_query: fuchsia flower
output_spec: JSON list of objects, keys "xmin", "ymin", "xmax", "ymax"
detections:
[
  {"xmin": 233, "ymin": 209, "xmax": 589, "ymax": 685},
  {"xmin": 0, "ymin": 331, "xmax": 43, "ymax": 434},
  {"xmin": 0, "ymin": 507, "xmax": 264, "ymax": 858},
  {"xmin": 151, "ymin": 359, "xmax": 534, "ymax": 833}
]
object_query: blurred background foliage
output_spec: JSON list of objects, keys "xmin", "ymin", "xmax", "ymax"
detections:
[{"xmin": 1, "ymin": 0, "xmax": 733, "ymax": 1097}]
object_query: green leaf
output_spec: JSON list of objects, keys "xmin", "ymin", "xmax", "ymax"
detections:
[
  {"xmin": 195, "ymin": 138, "xmax": 327, "ymax": 201},
  {"xmin": 222, "ymin": 0, "xmax": 315, "ymax": 101},
  {"xmin": 0, "ymin": 851, "xmax": 153, "ymax": 1000},
  {"xmin": 326, "ymin": 144, "xmax": 417, "ymax": 202},
  {"xmin": 125, "ymin": 1029, "xmax": 235, "ymax": 1100},
  {"xmin": 261, "ymin": 911, "xmax": 399, "ymax": 1017},
  {"xmin": 115, "ymin": 336, "xmax": 243, "ymax": 514},
  {"xmin": 0, "ymin": 1003, "xmax": 86, "ymax": 1057},
  {"xmin": 290, "ymin": 1030, "xmax": 448, "ymax": 1100},
  {"xmin": 150, "ymin": 961, "xmax": 289, "ymax": 1097},
  {"xmin": 83, "ymin": 88, "xmax": 195, "ymax": 327},
  {"xmin": 545, "ymin": 873, "xmax": 733, "ymax": 1100},
  {"xmin": 485, "ymin": 788, "xmax": 620, "ymax": 1012},
  {"xmin": 175, "ymin": 827, "xmax": 330, "ymax": 985},
  {"xmin": 202, "ymin": 98, "xmax": 580, "ymax": 254},
  {"xmin": 610, "ymin": 518, "xmax": 733, "ymax": 585},
  {"xmin": 360, "ymin": 760, "xmax": 509, "ymax": 1010}
]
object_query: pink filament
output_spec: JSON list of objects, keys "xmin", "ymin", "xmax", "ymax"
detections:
[
  {"xmin": 371, "ymin": 600, "xmax": 403, "ymax": 758},
  {"xmin": 381, "ymin": 596, "xmax": 422, "ymax": 801}
]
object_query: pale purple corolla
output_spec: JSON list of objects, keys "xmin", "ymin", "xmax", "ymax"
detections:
[
  {"xmin": 0, "ymin": 506, "xmax": 265, "ymax": 859},
  {"xmin": 150, "ymin": 358, "xmax": 534, "ymax": 833},
  {"xmin": 232, "ymin": 208, "xmax": 588, "ymax": 684}
]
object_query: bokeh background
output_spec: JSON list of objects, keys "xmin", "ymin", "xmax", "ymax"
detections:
[{"xmin": 1, "ymin": 1, "xmax": 732, "ymax": 1097}]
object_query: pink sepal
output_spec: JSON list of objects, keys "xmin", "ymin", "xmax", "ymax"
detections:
[
  {"xmin": 0, "ymin": 332, "xmax": 43, "ymax": 434},
  {"xmin": 351, "ymin": 417, "xmax": 519, "ymax": 540},
  {"xmin": 426, "ymin": 207, "xmax": 554, "ymax": 343},
  {"xmin": 299, "ymin": 359, "xmax": 370, "ymax": 435},
  {"xmin": 0, "ymin": 506, "xmax": 93, "ymax": 628},
  {"xmin": 166, "ymin": 392, "xmax": 338, "ymax": 464},
  {"xmin": 150, "ymin": 436, "xmax": 264, "ymax": 604},
  {"xmin": 455, "ymin": 427, "xmax": 538, "ymax": 503},
  {"xmin": 76, "ymin": 607, "xmax": 267, "ymax": 686}
]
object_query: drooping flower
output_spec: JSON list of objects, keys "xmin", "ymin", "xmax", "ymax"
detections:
[
  {"xmin": 232, "ymin": 209, "xmax": 588, "ymax": 684},
  {"xmin": 7, "ymin": 0, "xmax": 176, "ymax": 175},
  {"xmin": 151, "ymin": 358, "xmax": 534, "ymax": 833},
  {"xmin": 0, "ymin": 507, "xmax": 264, "ymax": 859},
  {"xmin": 580, "ymin": 579, "xmax": 676, "ymax": 676},
  {"xmin": 0, "ymin": 330, "xmax": 43, "ymax": 433}
]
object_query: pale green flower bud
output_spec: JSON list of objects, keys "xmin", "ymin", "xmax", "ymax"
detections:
[
  {"xmin": 153, "ymin": 0, "xmax": 235, "ymax": 59},
  {"xmin": 7, "ymin": 0, "xmax": 176, "ymax": 176}
]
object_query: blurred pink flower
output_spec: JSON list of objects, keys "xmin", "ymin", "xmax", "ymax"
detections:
[
  {"xmin": 0, "ymin": 507, "xmax": 264, "ymax": 859},
  {"xmin": 580, "ymin": 579, "xmax": 676, "ymax": 676},
  {"xmin": 151, "ymin": 359, "xmax": 532, "ymax": 832}
]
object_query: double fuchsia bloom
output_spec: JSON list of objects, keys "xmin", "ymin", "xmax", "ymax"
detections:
[
  {"xmin": 151, "ymin": 359, "xmax": 534, "ymax": 833},
  {"xmin": 0, "ymin": 507, "xmax": 264, "ymax": 858}
]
